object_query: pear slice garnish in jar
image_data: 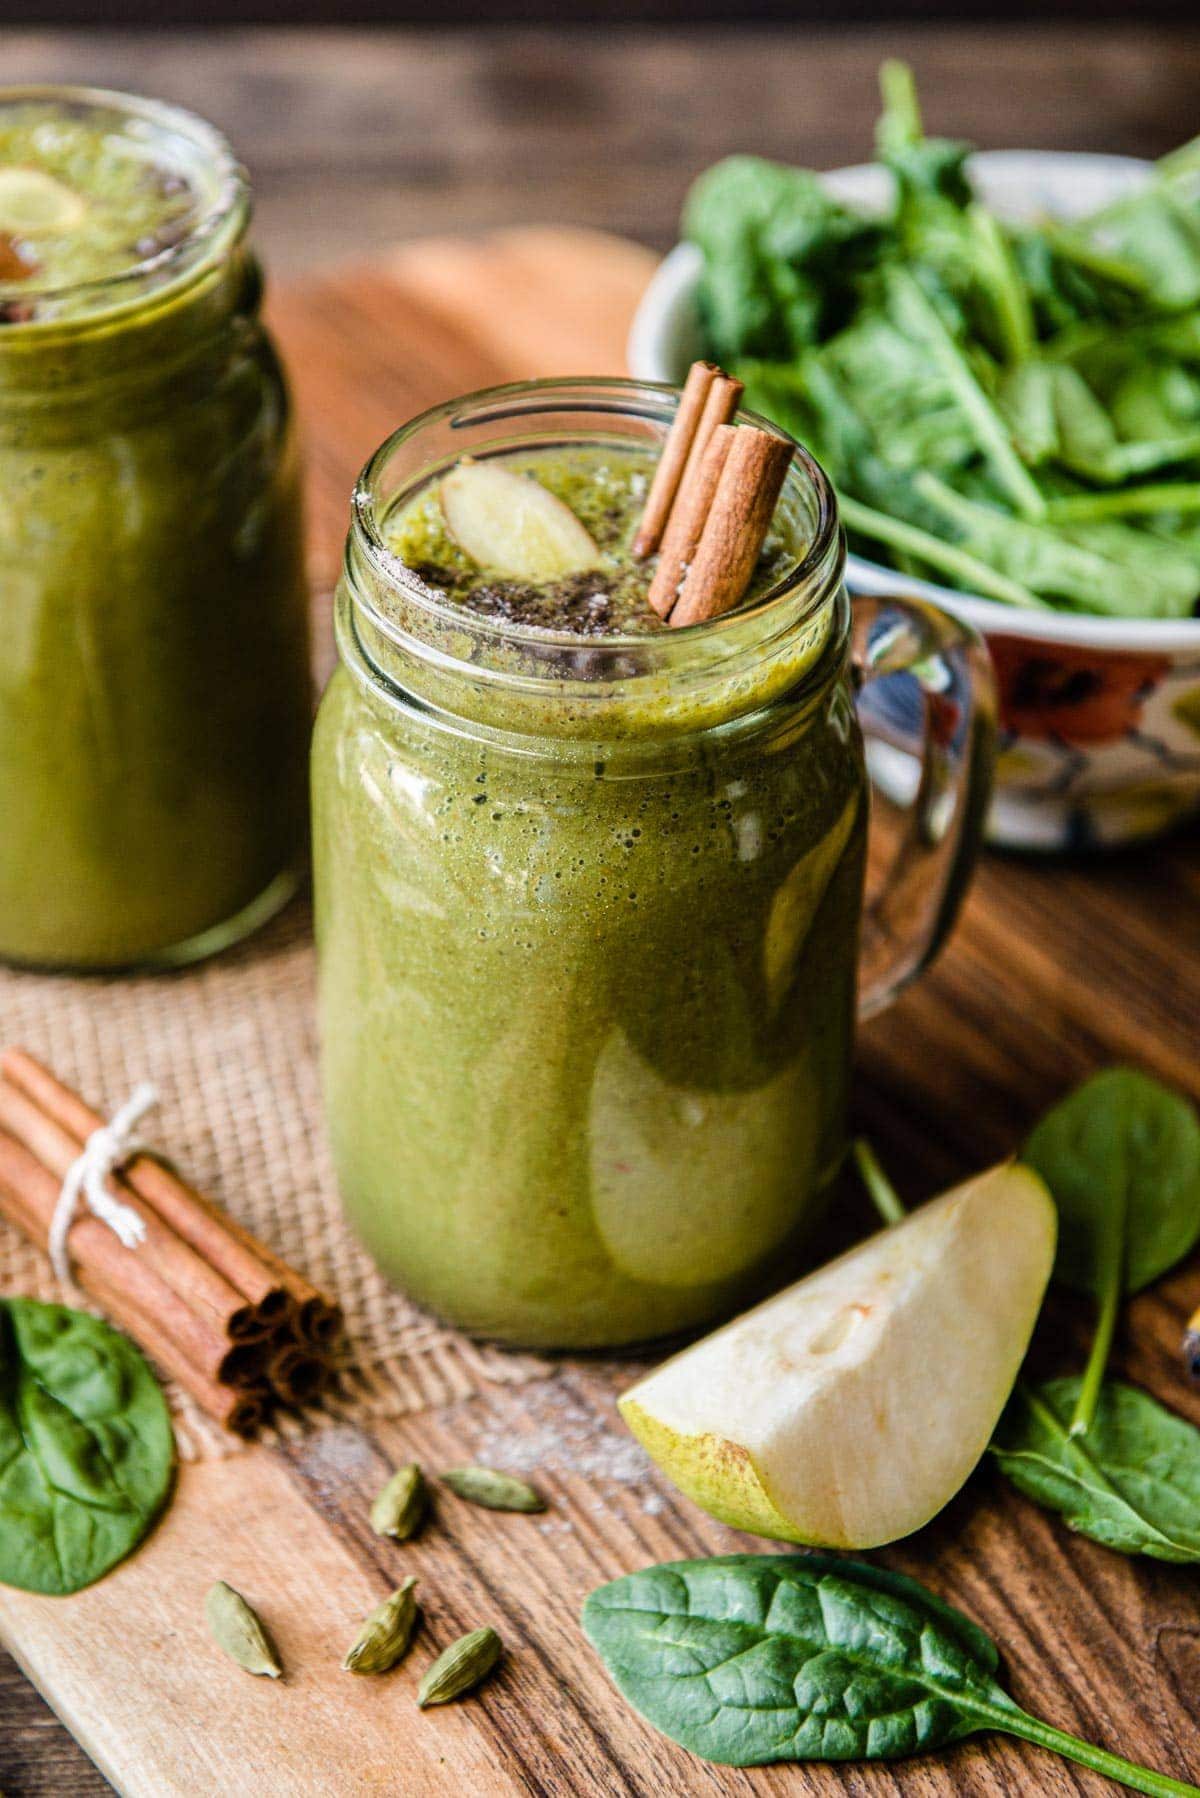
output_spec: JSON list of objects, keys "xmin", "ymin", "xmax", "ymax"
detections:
[
  {"xmin": 0, "ymin": 167, "xmax": 87, "ymax": 237},
  {"xmin": 440, "ymin": 459, "xmax": 600, "ymax": 581}
]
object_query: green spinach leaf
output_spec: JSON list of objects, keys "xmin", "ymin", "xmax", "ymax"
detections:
[
  {"xmin": 992, "ymin": 1377, "xmax": 1200, "ymax": 1563},
  {"xmin": 583, "ymin": 1554, "xmax": 1199, "ymax": 1794},
  {"xmin": 0, "ymin": 1298, "xmax": 174, "ymax": 1595},
  {"xmin": 1022, "ymin": 1068, "xmax": 1200, "ymax": 1438},
  {"xmin": 1023, "ymin": 1068, "xmax": 1200, "ymax": 1298},
  {"xmin": 684, "ymin": 156, "xmax": 883, "ymax": 363}
]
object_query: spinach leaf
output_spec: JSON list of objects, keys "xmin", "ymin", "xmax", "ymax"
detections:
[
  {"xmin": 583, "ymin": 1554, "xmax": 1199, "ymax": 1794},
  {"xmin": 1023, "ymin": 1069, "xmax": 1200, "ymax": 1439},
  {"xmin": 992, "ymin": 1378, "xmax": 1200, "ymax": 1563},
  {"xmin": 1011, "ymin": 228, "xmax": 1148, "ymax": 335},
  {"xmin": 884, "ymin": 268, "xmax": 1045, "ymax": 518},
  {"xmin": 911, "ymin": 474, "xmax": 1200, "ymax": 618},
  {"xmin": 0, "ymin": 1298, "xmax": 174, "ymax": 1595},
  {"xmin": 1023, "ymin": 1068, "xmax": 1200, "ymax": 1299},
  {"xmin": 876, "ymin": 60, "xmax": 972, "ymax": 211},
  {"xmin": 1080, "ymin": 185, "xmax": 1200, "ymax": 312},
  {"xmin": 683, "ymin": 156, "xmax": 883, "ymax": 363}
]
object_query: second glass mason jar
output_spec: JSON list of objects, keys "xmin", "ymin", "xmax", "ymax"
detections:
[
  {"xmin": 313, "ymin": 381, "xmax": 994, "ymax": 1349},
  {"xmin": 0, "ymin": 87, "xmax": 311, "ymax": 969}
]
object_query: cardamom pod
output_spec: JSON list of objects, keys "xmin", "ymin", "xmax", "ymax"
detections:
[
  {"xmin": 417, "ymin": 1626, "xmax": 503, "ymax": 1708},
  {"xmin": 205, "ymin": 1580, "xmax": 282, "ymax": 1678},
  {"xmin": 343, "ymin": 1577, "xmax": 420, "ymax": 1674},
  {"xmin": 440, "ymin": 1466, "xmax": 545, "ymax": 1513},
  {"xmin": 370, "ymin": 1461, "xmax": 427, "ymax": 1540}
]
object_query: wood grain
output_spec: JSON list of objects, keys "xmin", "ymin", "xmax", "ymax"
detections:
[
  {"xmin": 2, "ymin": 28, "xmax": 1200, "ymax": 1791},
  {"xmin": 1, "ymin": 25, "xmax": 1198, "ymax": 274}
]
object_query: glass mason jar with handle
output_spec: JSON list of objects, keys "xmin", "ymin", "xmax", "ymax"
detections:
[
  {"xmin": 0, "ymin": 86, "xmax": 311, "ymax": 970},
  {"xmin": 312, "ymin": 379, "xmax": 995, "ymax": 1350}
]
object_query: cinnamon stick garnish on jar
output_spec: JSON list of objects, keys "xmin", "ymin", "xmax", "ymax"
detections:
[
  {"xmin": 0, "ymin": 1048, "xmax": 342, "ymax": 1436},
  {"xmin": 632, "ymin": 360, "xmax": 719, "ymax": 559},
  {"xmin": 635, "ymin": 358, "xmax": 792, "ymax": 628},
  {"xmin": 647, "ymin": 425, "xmax": 735, "ymax": 619},
  {"xmin": 669, "ymin": 425, "xmax": 794, "ymax": 629},
  {"xmin": 634, "ymin": 361, "xmax": 743, "ymax": 563}
]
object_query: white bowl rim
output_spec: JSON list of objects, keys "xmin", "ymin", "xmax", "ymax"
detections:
[{"xmin": 627, "ymin": 150, "xmax": 1200, "ymax": 653}]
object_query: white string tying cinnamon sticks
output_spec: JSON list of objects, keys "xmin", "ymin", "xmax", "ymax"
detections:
[
  {"xmin": 48, "ymin": 1083, "xmax": 155, "ymax": 1283},
  {"xmin": 0, "ymin": 1049, "xmax": 343, "ymax": 1435}
]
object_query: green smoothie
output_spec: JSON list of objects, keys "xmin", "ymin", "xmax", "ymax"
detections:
[
  {"xmin": 0, "ymin": 89, "xmax": 310, "ymax": 968},
  {"xmin": 313, "ymin": 395, "xmax": 867, "ymax": 1348}
]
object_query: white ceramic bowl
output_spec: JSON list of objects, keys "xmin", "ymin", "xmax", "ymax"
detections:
[{"xmin": 629, "ymin": 151, "xmax": 1200, "ymax": 850}]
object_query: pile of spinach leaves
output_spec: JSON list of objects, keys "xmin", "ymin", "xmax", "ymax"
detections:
[{"xmin": 685, "ymin": 61, "xmax": 1200, "ymax": 617}]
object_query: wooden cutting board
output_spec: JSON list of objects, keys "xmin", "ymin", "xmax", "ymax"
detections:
[{"xmin": 2, "ymin": 226, "xmax": 1199, "ymax": 1798}]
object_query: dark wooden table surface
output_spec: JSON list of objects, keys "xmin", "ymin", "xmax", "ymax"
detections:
[
  {"xmin": 2, "ymin": 22, "xmax": 1200, "ymax": 1797},
  {"xmin": 4, "ymin": 23, "xmax": 1200, "ymax": 272}
]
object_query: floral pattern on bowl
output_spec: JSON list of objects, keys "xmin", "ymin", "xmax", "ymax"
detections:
[{"xmin": 986, "ymin": 636, "xmax": 1200, "ymax": 850}]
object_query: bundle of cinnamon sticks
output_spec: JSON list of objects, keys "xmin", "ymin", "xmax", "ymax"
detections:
[
  {"xmin": 634, "ymin": 359, "xmax": 794, "ymax": 628},
  {"xmin": 0, "ymin": 1049, "xmax": 342, "ymax": 1437}
]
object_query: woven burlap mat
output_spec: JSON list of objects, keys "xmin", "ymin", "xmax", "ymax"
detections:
[{"xmin": 0, "ymin": 897, "xmax": 549, "ymax": 1457}]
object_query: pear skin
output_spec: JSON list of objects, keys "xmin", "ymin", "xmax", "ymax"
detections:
[{"xmin": 620, "ymin": 1162, "xmax": 1056, "ymax": 1549}]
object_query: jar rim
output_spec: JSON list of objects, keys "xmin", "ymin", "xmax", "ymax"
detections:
[
  {"xmin": 0, "ymin": 83, "xmax": 248, "ymax": 322},
  {"xmin": 349, "ymin": 375, "xmax": 844, "ymax": 662}
]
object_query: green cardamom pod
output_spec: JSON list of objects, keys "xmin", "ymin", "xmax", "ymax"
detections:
[
  {"xmin": 370, "ymin": 1461, "xmax": 427, "ymax": 1540},
  {"xmin": 342, "ymin": 1576, "xmax": 420, "ymax": 1674},
  {"xmin": 440, "ymin": 1466, "xmax": 545, "ymax": 1513},
  {"xmin": 417, "ymin": 1626, "xmax": 503, "ymax": 1708},
  {"xmin": 205, "ymin": 1580, "xmax": 282, "ymax": 1678}
]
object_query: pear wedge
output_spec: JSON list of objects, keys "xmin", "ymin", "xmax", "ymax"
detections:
[
  {"xmin": 0, "ymin": 168, "xmax": 86, "ymax": 236},
  {"xmin": 440, "ymin": 459, "xmax": 600, "ymax": 581},
  {"xmin": 620, "ymin": 1162, "xmax": 1055, "ymax": 1549}
]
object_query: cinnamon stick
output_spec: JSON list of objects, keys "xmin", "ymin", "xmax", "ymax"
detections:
[
  {"xmin": 647, "ymin": 426, "xmax": 734, "ymax": 619},
  {"xmin": 86, "ymin": 1262, "xmax": 267, "ymax": 1440},
  {"xmin": 669, "ymin": 426, "xmax": 794, "ymax": 629},
  {"xmin": 0, "ymin": 1128, "xmax": 256, "ymax": 1431},
  {"xmin": 674, "ymin": 369, "xmax": 743, "ymax": 496},
  {"xmin": 632, "ymin": 360, "xmax": 721, "ymax": 559},
  {"xmin": 1, "ymin": 1050, "xmax": 311, "ymax": 1329},
  {"xmin": 0, "ymin": 1049, "xmax": 342, "ymax": 1432},
  {"xmin": 0, "ymin": 1076, "xmax": 261, "ymax": 1344},
  {"xmin": 268, "ymin": 1343, "xmax": 329, "ymax": 1407},
  {"xmin": 635, "ymin": 363, "xmax": 742, "ymax": 564},
  {"xmin": 294, "ymin": 1298, "xmax": 346, "ymax": 1355}
]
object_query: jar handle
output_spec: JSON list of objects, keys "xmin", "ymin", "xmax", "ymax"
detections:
[{"xmin": 852, "ymin": 593, "xmax": 996, "ymax": 1020}]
